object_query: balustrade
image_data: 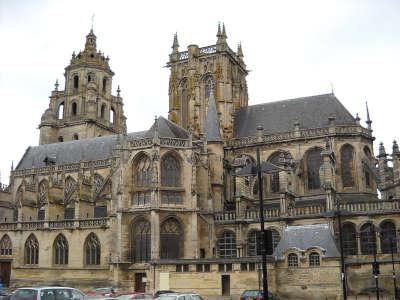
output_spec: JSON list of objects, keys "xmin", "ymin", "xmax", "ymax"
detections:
[{"xmin": 0, "ymin": 218, "xmax": 109, "ymax": 231}]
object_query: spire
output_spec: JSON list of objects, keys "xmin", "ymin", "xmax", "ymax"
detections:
[
  {"xmin": 237, "ymin": 43, "xmax": 243, "ymax": 58},
  {"xmin": 222, "ymin": 23, "xmax": 227, "ymax": 39},
  {"xmin": 365, "ymin": 101, "xmax": 372, "ymax": 130},
  {"xmin": 117, "ymin": 85, "xmax": 121, "ymax": 97},
  {"xmin": 172, "ymin": 32, "xmax": 179, "ymax": 53},
  {"xmin": 378, "ymin": 142, "xmax": 387, "ymax": 158},
  {"xmin": 84, "ymin": 28, "xmax": 97, "ymax": 52},
  {"xmin": 11, "ymin": 161, "xmax": 14, "ymax": 172},
  {"xmin": 54, "ymin": 79, "xmax": 59, "ymax": 91},
  {"xmin": 205, "ymin": 87, "xmax": 222, "ymax": 142},
  {"xmin": 393, "ymin": 140, "xmax": 399, "ymax": 155},
  {"xmin": 216, "ymin": 22, "xmax": 227, "ymax": 44}
]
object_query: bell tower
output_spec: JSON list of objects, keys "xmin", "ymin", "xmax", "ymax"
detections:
[
  {"xmin": 167, "ymin": 24, "xmax": 248, "ymax": 139},
  {"xmin": 39, "ymin": 29, "xmax": 127, "ymax": 145}
]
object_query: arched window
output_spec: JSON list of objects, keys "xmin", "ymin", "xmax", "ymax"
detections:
[
  {"xmin": 342, "ymin": 223, "xmax": 358, "ymax": 255},
  {"xmin": 161, "ymin": 154, "xmax": 181, "ymax": 187},
  {"xmin": 160, "ymin": 218, "xmax": 183, "ymax": 259},
  {"xmin": 306, "ymin": 148, "xmax": 323, "ymax": 190},
  {"xmin": 380, "ymin": 221, "xmax": 397, "ymax": 254},
  {"xmin": 100, "ymin": 104, "xmax": 106, "ymax": 119},
  {"xmin": 161, "ymin": 154, "xmax": 182, "ymax": 204},
  {"xmin": 102, "ymin": 77, "xmax": 107, "ymax": 93},
  {"xmin": 131, "ymin": 219, "xmax": 151, "ymax": 262},
  {"xmin": 73, "ymin": 75, "xmax": 79, "ymax": 89},
  {"xmin": 360, "ymin": 223, "xmax": 376, "ymax": 255},
  {"xmin": 54, "ymin": 234, "xmax": 68, "ymax": 265},
  {"xmin": 341, "ymin": 145, "xmax": 355, "ymax": 187},
  {"xmin": 110, "ymin": 107, "xmax": 115, "ymax": 124},
  {"xmin": 87, "ymin": 73, "xmax": 93, "ymax": 83},
  {"xmin": 363, "ymin": 147, "xmax": 373, "ymax": 188},
  {"xmin": 0, "ymin": 235, "xmax": 12, "ymax": 255},
  {"xmin": 58, "ymin": 136, "xmax": 64, "ymax": 142},
  {"xmin": 180, "ymin": 80, "xmax": 189, "ymax": 129},
  {"xmin": 25, "ymin": 234, "xmax": 39, "ymax": 265},
  {"xmin": 38, "ymin": 180, "xmax": 48, "ymax": 221},
  {"xmin": 84, "ymin": 233, "xmax": 101, "ymax": 265},
  {"xmin": 58, "ymin": 102, "xmax": 64, "ymax": 119},
  {"xmin": 204, "ymin": 76, "xmax": 214, "ymax": 99},
  {"xmin": 288, "ymin": 253, "xmax": 298, "ymax": 268},
  {"xmin": 218, "ymin": 231, "xmax": 236, "ymax": 258},
  {"xmin": 133, "ymin": 155, "xmax": 152, "ymax": 205},
  {"xmin": 267, "ymin": 151, "xmax": 292, "ymax": 193},
  {"xmin": 71, "ymin": 102, "xmax": 77, "ymax": 116},
  {"xmin": 73, "ymin": 134, "xmax": 79, "ymax": 140},
  {"xmin": 248, "ymin": 229, "xmax": 280, "ymax": 256},
  {"xmin": 93, "ymin": 174, "xmax": 103, "ymax": 197},
  {"xmin": 309, "ymin": 252, "xmax": 320, "ymax": 267}
]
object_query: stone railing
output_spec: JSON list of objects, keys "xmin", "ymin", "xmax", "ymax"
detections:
[
  {"xmin": 214, "ymin": 199, "xmax": 399, "ymax": 223},
  {"xmin": 199, "ymin": 45, "xmax": 217, "ymax": 55},
  {"xmin": 0, "ymin": 218, "xmax": 109, "ymax": 231},
  {"xmin": 340, "ymin": 199, "xmax": 400, "ymax": 214},
  {"xmin": 227, "ymin": 125, "xmax": 372, "ymax": 148},
  {"xmin": 13, "ymin": 159, "xmax": 115, "ymax": 177},
  {"xmin": 128, "ymin": 138, "xmax": 153, "ymax": 148},
  {"xmin": 160, "ymin": 137, "xmax": 190, "ymax": 148}
]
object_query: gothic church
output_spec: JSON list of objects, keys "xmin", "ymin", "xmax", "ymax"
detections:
[{"xmin": 0, "ymin": 25, "xmax": 399, "ymax": 300}]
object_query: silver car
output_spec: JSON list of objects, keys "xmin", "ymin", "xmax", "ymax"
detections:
[
  {"xmin": 156, "ymin": 293, "xmax": 203, "ymax": 300},
  {"xmin": 10, "ymin": 287, "xmax": 86, "ymax": 300}
]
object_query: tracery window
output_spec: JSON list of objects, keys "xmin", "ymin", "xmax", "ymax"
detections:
[
  {"xmin": 160, "ymin": 218, "xmax": 182, "ymax": 259},
  {"xmin": 363, "ymin": 147, "xmax": 373, "ymax": 188},
  {"xmin": 0, "ymin": 235, "xmax": 12, "ymax": 256},
  {"xmin": 93, "ymin": 174, "xmax": 103, "ymax": 197},
  {"xmin": 131, "ymin": 219, "xmax": 151, "ymax": 262},
  {"xmin": 342, "ymin": 223, "xmax": 358, "ymax": 255},
  {"xmin": 306, "ymin": 148, "xmax": 323, "ymax": 190},
  {"xmin": 54, "ymin": 234, "xmax": 69, "ymax": 265},
  {"xmin": 247, "ymin": 229, "xmax": 280, "ymax": 256},
  {"xmin": 133, "ymin": 155, "xmax": 152, "ymax": 206},
  {"xmin": 25, "ymin": 234, "xmax": 39, "ymax": 265},
  {"xmin": 205, "ymin": 76, "xmax": 214, "ymax": 99},
  {"xmin": 268, "ymin": 151, "xmax": 292, "ymax": 193},
  {"xmin": 360, "ymin": 223, "xmax": 376, "ymax": 255},
  {"xmin": 218, "ymin": 230, "xmax": 236, "ymax": 258},
  {"xmin": 341, "ymin": 145, "xmax": 355, "ymax": 187},
  {"xmin": 38, "ymin": 180, "xmax": 48, "ymax": 221},
  {"xmin": 309, "ymin": 252, "xmax": 320, "ymax": 267},
  {"xmin": 161, "ymin": 154, "xmax": 182, "ymax": 204},
  {"xmin": 288, "ymin": 253, "xmax": 298, "ymax": 268},
  {"xmin": 64, "ymin": 177, "xmax": 77, "ymax": 203},
  {"xmin": 85, "ymin": 233, "xmax": 101, "ymax": 265},
  {"xmin": 380, "ymin": 221, "xmax": 397, "ymax": 254}
]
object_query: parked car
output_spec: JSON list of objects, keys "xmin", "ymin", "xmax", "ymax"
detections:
[
  {"xmin": 116, "ymin": 293, "xmax": 153, "ymax": 300},
  {"xmin": 9, "ymin": 287, "xmax": 85, "ymax": 300},
  {"xmin": 86, "ymin": 288, "xmax": 116, "ymax": 298},
  {"xmin": 156, "ymin": 293, "xmax": 203, "ymax": 300},
  {"xmin": 153, "ymin": 291, "xmax": 175, "ymax": 298},
  {"xmin": 239, "ymin": 290, "xmax": 276, "ymax": 300},
  {"xmin": 0, "ymin": 290, "xmax": 11, "ymax": 300}
]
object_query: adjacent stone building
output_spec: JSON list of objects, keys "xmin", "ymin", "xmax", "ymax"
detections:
[{"xmin": 0, "ymin": 25, "xmax": 399, "ymax": 300}]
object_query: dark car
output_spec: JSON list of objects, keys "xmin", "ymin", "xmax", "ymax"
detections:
[{"xmin": 239, "ymin": 290, "xmax": 276, "ymax": 300}]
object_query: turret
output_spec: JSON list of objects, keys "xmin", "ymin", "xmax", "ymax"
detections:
[
  {"xmin": 38, "ymin": 29, "xmax": 126, "ymax": 145},
  {"xmin": 392, "ymin": 140, "xmax": 400, "ymax": 183},
  {"xmin": 377, "ymin": 142, "xmax": 389, "ymax": 189},
  {"xmin": 365, "ymin": 101, "xmax": 372, "ymax": 131}
]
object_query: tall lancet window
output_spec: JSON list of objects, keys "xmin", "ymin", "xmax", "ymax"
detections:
[
  {"xmin": 179, "ymin": 80, "xmax": 189, "ymax": 129},
  {"xmin": 205, "ymin": 76, "xmax": 214, "ymax": 100},
  {"xmin": 341, "ymin": 144, "xmax": 355, "ymax": 187}
]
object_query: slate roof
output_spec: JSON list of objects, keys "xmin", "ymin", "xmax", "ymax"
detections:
[
  {"xmin": 145, "ymin": 116, "xmax": 190, "ymax": 139},
  {"xmin": 16, "ymin": 116, "xmax": 190, "ymax": 171},
  {"xmin": 204, "ymin": 90, "xmax": 222, "ymax": 142},
  {"xmin": 273, "ymin": 223, "xmax": 340, "ymax": 259},
  {"xmin": 234, "ymin": 93, "xmax": 356, "ymax": 138}
]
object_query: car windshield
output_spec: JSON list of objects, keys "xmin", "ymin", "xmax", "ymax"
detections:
[
  {"xmin": 190, "ymin": 295, "xmax": 203, "ymax": 300},
  {"xmin": 242, "ymin": 290, "xmax": 261, "ymax": 297},
  {"xmin": 157, "ymin": 296, "xmax": 178, "ymax": 300},
  {"xmin": 11, "ymin": 289, "xmax": 38, "ymax": 300},
  {"xmin": 116, "ymin": 296, "xmax": 132, "ymax": 300}
]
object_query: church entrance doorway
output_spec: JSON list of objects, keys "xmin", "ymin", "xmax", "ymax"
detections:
[
  {"xmin": 0, "ymin": 261, "xmax": 11, "ymax": 287},
  {"xmin": 134, "ymin": 273, "xmax": 147, "ymax": 292},
  {"xmin": 221, "ymin": 275, "xmax": 230, "ymax": 296}
]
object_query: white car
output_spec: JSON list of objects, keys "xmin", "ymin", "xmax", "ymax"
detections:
[
  {"xmin": 10, "ymin": 287, "xmax": 86, "ymax": 300},
  {"xmin": 156, "ymin": 293, "xmax": 203, "ymax": 300}
]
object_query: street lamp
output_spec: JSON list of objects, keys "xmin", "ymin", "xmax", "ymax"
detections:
[{"xmin": 235, "ymin": 125, "xmax": 294, "ymax": 300}]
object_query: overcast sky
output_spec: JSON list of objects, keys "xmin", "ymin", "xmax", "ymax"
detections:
[{"xmin": 1, "ymin": 0, "xmax": 399, "ymax": 184}]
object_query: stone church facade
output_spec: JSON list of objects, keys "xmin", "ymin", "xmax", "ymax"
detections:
[{"xmin": 0, "ymin": 26, "xmax": 399, "ymax": 300}]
